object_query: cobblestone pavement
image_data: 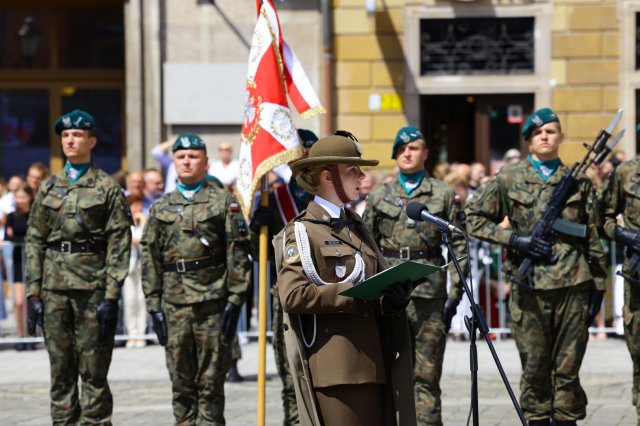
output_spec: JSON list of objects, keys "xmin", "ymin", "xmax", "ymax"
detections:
[{"xmin": 0, "ymin": 338, "xmax": 635, "ymax": 425}]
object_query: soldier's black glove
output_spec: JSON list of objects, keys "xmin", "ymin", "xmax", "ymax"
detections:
[
  {"xmin": 221, "ymin": 302, "xmax": 241, "ymax": 343},
  {"xmin": 587, "ymin": 290, "xmax": 605, "ymax": 326},
  {"xmin": 443, "ymin": 299, "xmax": 459, "ymax": 334},
  {"xmin": 383, "ymin": 280, "xmax": 413, "ymax": 311},
  {"xmin": 615, "ymin": 226, "xmax": 640, "ymax": 253},
  {"xmin": 249, "ymin": 207, "xmax": 275, "ymax": 233},
  {"xmin": 96, "ymin": 299, "xmax": 119, "ymax": 339},
  {"xmin": 27, "ymin": 297, "xmax": 44, "ymax": 337},
  {"xmin": 509, "ymin": 233, "xmax": 552, "ymax": 261},
  {"xmin": 150, "ymin": 310, "xmax": 168, "ymax": 346}
]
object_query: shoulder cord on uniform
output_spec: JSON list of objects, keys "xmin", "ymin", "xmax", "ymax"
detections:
[{"xmin": 293, "ymin": 220, "xmax": 365, "ymax": 348}]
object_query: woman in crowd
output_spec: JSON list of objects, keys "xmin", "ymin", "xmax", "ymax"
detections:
[{"xmin": 4, "ymin": 183, "xmax": 34, "ymax": 350}]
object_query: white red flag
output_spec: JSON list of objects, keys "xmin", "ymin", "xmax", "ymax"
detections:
[{"xmin": 236, "ymin": 0, "xmax": 325, "ymax": 216}]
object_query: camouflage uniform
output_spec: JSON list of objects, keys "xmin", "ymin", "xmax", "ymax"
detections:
[
  {"xmin": 363, "ymin": 177, "xmax": 466, "ymax": 425},
  {"xmin": 26, "ymin": 165, "xmax": 132, "ymax": 425},
  {"xmin": 600, "ymin": 156, "xmax": 640, "ymax": 421},
  {"xmin": 465, "ymin": 161, "xmax": 607, "ymax": 422},
  {"xmin": 141, "ymin": 181, "xmax": 250, "ymax": 425}
]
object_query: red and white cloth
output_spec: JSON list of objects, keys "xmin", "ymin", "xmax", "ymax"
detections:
[{"xmin": 236, "ymin": 0, "xmax": 324, "ymax": 217}]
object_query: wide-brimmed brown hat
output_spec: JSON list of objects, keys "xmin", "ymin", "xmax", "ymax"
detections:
[{"xmin": 290, "ymin": 135, "xmax": 379, "ymax": 173}]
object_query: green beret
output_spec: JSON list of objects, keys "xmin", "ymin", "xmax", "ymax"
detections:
[
  {"xmin": 521, "ymin": 108, "xmax": 560, "ymax": 140},
  {"xmin": 297, "ymin": 128, "xmax": 318, "ymax": 148},
  {"xmin": 172, "ymin": 132, "xmax": 207, "ymax": 152},
  {"xmin": 54, "ymin": 109, "xmax": 95, "ymax": 135},
  {"xmin": 392, "ymin": 125, "xmax": 424, "ymax": 159}
]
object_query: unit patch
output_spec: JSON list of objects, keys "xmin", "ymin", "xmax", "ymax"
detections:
[
  {"xmin": 284, "ymin": 243, "xmax": 300, "ymax": 264},
  {"xmin": 324, "ymin": 240, "xmax": 343, "ymax": 245}
]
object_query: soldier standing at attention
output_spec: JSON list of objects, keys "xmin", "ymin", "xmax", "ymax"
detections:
[
  {"xmin": 363, "ymin": 125, "xmax": 466, "ymax": 426},
  {"xmin": 141, "ymin": 133, "xmax": 251, "ymax": 425},
  {"xmin": 601, "ymin": 155, "xmax": 640, "ymax": 423},
  {"xmin": 25, "ymin": 109, "xmax": 132, "ymax": 425},
  {"xmin": 249, "ymin": 128, "xmax": 318, "ymax": 425},
  {"xmin": 465, "ymin": 108, "xmax": 607, "ymax": 426}
]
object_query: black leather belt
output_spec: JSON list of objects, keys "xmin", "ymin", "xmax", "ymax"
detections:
[
  {"xmin": 47, "ymin": 240, "xmax": 107, "ymax": 254},
  {"xmin": 381, "ymin": 247, "xmax": 440, "ymax": 260},
  {"xmin": 163, "ymin": 256, "xmax": 221, "ymax": 273}
]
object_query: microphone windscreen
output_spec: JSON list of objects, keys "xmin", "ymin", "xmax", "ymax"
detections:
[{"xmin": 405, "ymin": 201, "xmax": 426, "ymax": 221}]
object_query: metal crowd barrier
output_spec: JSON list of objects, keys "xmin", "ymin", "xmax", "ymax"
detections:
[{"xmin": 0, "ymin": 239, "xmax": 624, "ymax": 345}]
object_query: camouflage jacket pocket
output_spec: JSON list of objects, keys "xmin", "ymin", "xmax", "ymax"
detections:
[
  {"xmin": 42, "ymin": 192, "xmax": 64, "ymax": 210},
  {"xmin": 196, "ymin": 207, "xmax": 225, "ymax": 249},
  {"xmin": 507, "ymin": 185, "xmax": 535, "ymax": 231},
  {"xmin": 623, "ymin": 176, "xmax": 640, "ymax": 212},
  {"xmin": 377, "ymin": 199, "xmax": 402, "ymax": 238},
  {"xmin": 78, "ymin": 195, "xmax": 107, "ymax": 230},
  {"xmin": 41, "ymin": 192, "xmax": 64, "ymax": 228},
  {"xmin": 561, "ymin": 190, "xmax": 584, "ymax": 222},
  {"xmin": 156, "ymin": 207, "xmax": 180, "ymax": 223}
]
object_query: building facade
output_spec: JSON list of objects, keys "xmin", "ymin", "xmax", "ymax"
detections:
[{"xmin": 0, "ymin": 0, "xmax": 634, "ymax": 177}]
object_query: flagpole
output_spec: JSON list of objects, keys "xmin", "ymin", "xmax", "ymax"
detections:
[{"xmin": 257, "ymin": 176, "xmax": 269, "ymax": 426}]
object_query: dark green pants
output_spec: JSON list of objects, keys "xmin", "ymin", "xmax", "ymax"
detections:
[
  {"xmin": 43, "ymin": 289, "xmax": 114, "ymax": 426},
  {"xmin": 164, "ymin": 299, "xmax": 231, "ymax": 426},
  {"xmin": 407, "ymin": 297, "xmax": 447, "ymax": 426},
  {"xmin": 509, "ymin": 282, "xmax": 591, "ymax": 422}
]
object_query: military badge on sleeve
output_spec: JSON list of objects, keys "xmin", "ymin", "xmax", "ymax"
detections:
[{"xmin": 284, "ymin": 243, "xmax": 300, "ymax": 264}]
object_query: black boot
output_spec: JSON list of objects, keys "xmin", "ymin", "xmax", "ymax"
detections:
[
  {"xmin": 553, "ymin": 421, "xmax": 577, "ymax": 426},
  {"xmin": 226, "ymin": 362, "xmax": 244, "ymax": 383},
  {"xmin": 528, "ymin": 420, "xmax": 551, "ymax": 426}
]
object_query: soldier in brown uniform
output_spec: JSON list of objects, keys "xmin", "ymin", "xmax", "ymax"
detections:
[
  {"xmin": 141, "ymin": 133, "xmax": 251, "ymax": 425},
  {"xmin": 277, "ymin": 133, "xmax": 416, "ymax": 425}
]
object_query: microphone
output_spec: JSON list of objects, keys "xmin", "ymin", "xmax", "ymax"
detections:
[{"xmin": 405, "ymin": 201, "xmax": 464, "ymax": 235}]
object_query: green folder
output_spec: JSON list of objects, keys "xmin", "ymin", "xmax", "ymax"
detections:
[{"xmin": 338, "ymin": 260, "xmax": 443, "ymax": 301}]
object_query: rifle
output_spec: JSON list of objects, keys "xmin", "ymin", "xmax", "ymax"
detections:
[
  {"xmin": 618, "ymin": 252, "xmax": 640, "ymax": 286},
  {"xmin": 511, "ymin": 109, "xmax": 625, "ymax": 289}
]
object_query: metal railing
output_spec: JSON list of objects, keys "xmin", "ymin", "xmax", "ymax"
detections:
[{"xmin": 0, "ymin": 240, "xmax": 624, "ymax": 345}]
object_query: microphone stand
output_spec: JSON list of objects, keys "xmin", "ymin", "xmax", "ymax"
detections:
[{"xmin": 440, "ymin": 228, "xmax": 526, "ymax": 426}]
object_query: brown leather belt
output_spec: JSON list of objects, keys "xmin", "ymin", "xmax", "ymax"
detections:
[
  {"xmin": 163, "ymin": 256, "xmax": 221, "ymax": 273},
  {"xmin": 381, "ymin": 247, "xmax": 440, "ymax": 260},
  {"xmin": 47, "ymin": 240, "xmax": 107, "ymax": 254}
]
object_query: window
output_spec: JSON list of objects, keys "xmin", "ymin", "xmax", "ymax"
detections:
[{"xmin": 420, "ymin": 17, "xmax": 535, "ymax": 76}]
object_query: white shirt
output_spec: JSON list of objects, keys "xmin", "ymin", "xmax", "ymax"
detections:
[
  {"xmin": 151, "ymin": 145, "xmax": 178, "ymax": 194},
  {"xmin": 314, "ymin": 195, "xmax": 342, "ymax": 219},
  {"xmin": 0, "ymin": 192, "xmax": 16, "ymax": 240},
  {"xmin": 210, "ymin": 159, "xmax": 239, "ymax": 186}
]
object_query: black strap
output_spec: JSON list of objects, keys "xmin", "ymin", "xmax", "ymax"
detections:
[
  {"xmin": 381, "ymin": 247, "xmax": 441, "ymax": 260},
  {"xmin": 47, "ymin": 240, "xmax": 107, "ymax": 254},
  {"xmin": 74, "ymin": 212, "xmax": 95, "ymax": 243},
  {"xmin": 162, "ymin": 255, "xmax": 222, "ymax": 273}
]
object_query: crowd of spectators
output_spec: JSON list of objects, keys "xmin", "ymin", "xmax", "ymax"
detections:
[{"xmin": 0, "ymin": 140, "xmax": 629, "ymax": 348}]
